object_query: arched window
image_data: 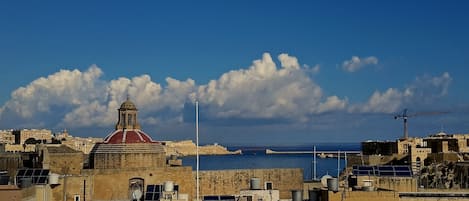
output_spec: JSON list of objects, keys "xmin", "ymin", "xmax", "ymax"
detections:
[
  {"xmin": 128, "ymin": 114, "xmax": 133, "ymax": 126},
  {"xmin": 121, "ymin": 114, "xmax": 126, "ymax": 126},
  {"xmin": 129, "ymin": 178, "xmax": 144, "ymax": 201}
]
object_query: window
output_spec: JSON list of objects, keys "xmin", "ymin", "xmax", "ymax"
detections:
[
  {"xmin": 145, "ymin": 185, "xmax": 162, "ymax": 201},
  {"xmin": 74, "ymin": 195, "xmax": 80, "ymax": 201},
  {"xmin": 121, "ymin": 114, "xmax": 126, "ymax": 126},
  {"xmin": 130, "ymin": 178, "xmax": 144, "ymax": 201},
  {"xmin": 265, "ymin": 182, "xmax": 273, "ymax": 190},
  {"xmin": 128, "ymin": 114, "xmax": 133, "ymax": 126}
]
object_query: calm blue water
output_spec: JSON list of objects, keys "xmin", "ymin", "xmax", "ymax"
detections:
[{"xmin": 182, "ymin": 143, "xmax": 360, "ymax": 180}]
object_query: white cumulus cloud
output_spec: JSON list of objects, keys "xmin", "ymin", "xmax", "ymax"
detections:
[
  {"xmin": 0, "ymin": 53, "xmax": 349, "ymax": 129},
  {"xmin": 342, "ymin": 56, "xmax": 379, "ymax": 72},
  {"xmin": 349, "ymin": 72, "xmax": 452, "ymax": 113},
  {"xmin": 195, "ymin": 53, "xmax": 347, "ymax": 121},
  {"xmin": 3, "ymin": 65, "xmax": 105, "ymax": 118},
  {"xmin": 0, "ymin": 53, "xmax": 452, "ymax": 130}
]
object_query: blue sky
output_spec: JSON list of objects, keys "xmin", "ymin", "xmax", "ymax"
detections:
[{"xmin": 1, "ymin": 1, "xmax": 469, "ymax": 145}]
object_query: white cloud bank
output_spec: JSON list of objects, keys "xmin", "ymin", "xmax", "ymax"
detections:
[
  {"xmin": 342, "ymin": 56, "xmax": 379, "ymax": 72},
  {"xmin": 349, "ymin": 72, "xmax": 452, "ymax": 113},
  {"xmin": 0, "ymin": 53, "xmax": 452, "ymax": 129},
  {"xmin": 195, "ymin": 53, "xmax": 346, "ymax": 122}
]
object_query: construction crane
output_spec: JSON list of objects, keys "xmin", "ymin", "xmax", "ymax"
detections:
[
  {"xmin": 394, "ymin": 109, "xmax": 448, "ymax": 139},
  {"xmin": 394, "ymin": 109, "xmax": 411, "ymax": 139}
]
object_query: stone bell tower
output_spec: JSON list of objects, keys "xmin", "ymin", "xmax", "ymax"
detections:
[{"xmin": 115, "ymin": 96, "xmax": 141, "ymax": 130}]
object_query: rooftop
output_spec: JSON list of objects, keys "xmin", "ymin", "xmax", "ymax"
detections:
[
  {"xmin": 103, "ymin": 129, "xmax": 158, "ymax": 144},
  {"xmin": 46, "ymin": 145, "xmax": 81, "ymax": 153}
]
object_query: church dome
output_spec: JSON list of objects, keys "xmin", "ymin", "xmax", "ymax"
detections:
[
  {"xmin": 120, "ymin": 99, "xmax": 137, "ymax": 110},
  {"xmin": 103, "ymin": 129, "xmax": 158, "ymax": 144}
]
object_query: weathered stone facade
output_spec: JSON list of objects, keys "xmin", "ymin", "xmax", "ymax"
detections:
[
  {"xmin": 38, "ymin": 144, "xmax": 83, "ymax": 175},
  {"xmin": 199, "ymin": 168, "xmax": 303, "ymax": 199},
  {"xmin": 46, "ymin": 167, "xmax": 302, "ymax": 201},
  {"xmin": 12, "ymin": 129, "xmax": 52, "ymax": 145},
  {"xmin": 89, "ymin": 143, "xmax": 166, "ymax": 169},
  {"xmin": 2, "ymin": 99, "xmax": 305, "ymax": 201},
  {"xmin": 48, "ymin": 166, "xmax": 194, "ymax": 201}
]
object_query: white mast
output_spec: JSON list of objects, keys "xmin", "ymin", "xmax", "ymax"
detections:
[
  {"xmin": 196, "ymin": 101, "xmax": 200, "ymax": 201},
  {"xmin": 313, "ymin": 145, "xmax": 317, "ymax": 180},
  {"xmin": 337, "ymin": 150, "xmax": 340, "ymax": 178}
]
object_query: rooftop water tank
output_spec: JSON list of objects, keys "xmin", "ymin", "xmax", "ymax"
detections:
[
  {"xmin": 48, "ymin": 173, "xmax": 59, "ymax": 185},
  {"xmin": 362, "ymin": 180, "xmax": 374, "ymax": 191},
  {"xmin": 363, "ymin": 180, "xmax": 373, "ymax": 187},
  {"xmin": 320, "ymin": 175, "xmax": 332, "ymax": 187},
  {"xmin": 164, "ymin": 181, "xmax": 174, "ymax": 192},
  {"xmin": 308, "ymin": 189, "xmax": 321, "ymax": 201},
  {"xmin": 291, "ymin": 190, "xmax": 303, "ymax": 201},
  {"xmin": 327, "ymin": 178, "xmax": 338, "ymax": 192},
  {"xmin": 250, "ymin": 178, "xmax": 261, "ymax": 190}
]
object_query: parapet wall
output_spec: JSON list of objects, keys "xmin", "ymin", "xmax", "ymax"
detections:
[{"xmin": 198, "ymin": 168, "xmax": 303, "ymax": 199}]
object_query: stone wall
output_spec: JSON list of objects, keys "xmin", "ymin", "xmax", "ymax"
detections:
[
  {"xmin": 426, "ymin": 152, "xmax": 460, "ymax": 164},
  {"xmin": 0, "ymin": 185, "xmax": 22, "ymax": 201},
  {"xmin": 399, "ymin": 192, "xmax": 469, "ymax": 201},
  {"xmin": 50, "ymin": 167, "xmax": 195, "ymax": 201},
  {"xmin": 48, "ymin": 167, "xmax": 302, "ymax": 201},
  {"xmin": 328, "ymin": 190, "xmax": 399, "ymax": 201},
  {"xmin": 4, "ymin": 144, "xmax": 36, "ymax": 152},
  {"xmin": 362, "ymin": 141, "xmax": 397, "ymax": 155},
  {"xmin": 91, "ymin": 152, "xmax": 166, "ymax": 169},
  {"xmin": 356, "ymin": 175, "xmax": 417, "ymax": 192},
  {"xmin": 13, "ymin": 129, "xmax": 52, "ymax": 145},
  {"xmin": 47, "ymin": 152, "xmax": 83, "ymax": 175},
  {"xmin": 198, "ymin": 168, "xmax": 303, "ymax": 199},
  {"xmin": 0, "ymin": 153, "xmax": 23, "ymax": 178},
  {"xmin": 347, "ymin": 154, "xmax": 401, "ymax": 167}
]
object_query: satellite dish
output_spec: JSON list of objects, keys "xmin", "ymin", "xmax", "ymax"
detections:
[{"xmin": 321, "ymin": 174, "xmax": 332, "ymax": 187}]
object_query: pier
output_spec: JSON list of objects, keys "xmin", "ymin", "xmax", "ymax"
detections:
[{"xmin": 265, "ymin": 149, "xmax": 361, "ymax": 158}]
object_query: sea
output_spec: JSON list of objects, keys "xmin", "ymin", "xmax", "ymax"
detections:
[{"xmin": 182, "ymin": 143, "xmax": 360, "ymax": 180}]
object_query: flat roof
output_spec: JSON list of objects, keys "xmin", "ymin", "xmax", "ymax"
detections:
[{"xmin": 399, "ymin": 192, "xmax": 469, "ymax": 197}]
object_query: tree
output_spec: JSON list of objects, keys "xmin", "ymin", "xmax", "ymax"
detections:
[
  {"xmin": 24, "ymin": 138, "xmax": 39, "ymax": 144},
  {"xmin": 51, "ymin": 138, "xmax": 62, "ymax": 144}
]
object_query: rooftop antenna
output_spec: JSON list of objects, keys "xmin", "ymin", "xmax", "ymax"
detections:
[{"xmin": 195, "ymin": 101, "xmax": 200, "ymax": 201}]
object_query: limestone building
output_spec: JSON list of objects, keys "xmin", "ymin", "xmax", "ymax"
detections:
[
  {"xmin": 89, "ymin": 99, "xmax": 166, "ymax": 169},
  {"xmin": 13, "ymin": 129, "xmax": 52, "ymax": 145},
  {"xmin": 0, "ymin": 130, "xmax": 15, "ymax": 144},
  {"xmin": 24, "ymin": 98, "xmax": 302, "ymax": 201}
]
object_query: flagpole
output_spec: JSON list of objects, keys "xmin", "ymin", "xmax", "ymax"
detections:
[
  {"xmin": 196, "ymin": 101, "xmax": 200, "ymax": 201},
  {"xmin": 313, "ymin": 145, "xmax": 317, "ymax": 180},
  {"xmin": 337, "ymin": 150, "xmax": 340, "ymax": 178}
]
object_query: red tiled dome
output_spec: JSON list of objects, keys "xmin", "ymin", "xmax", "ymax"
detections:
[{"xmin": 103, "ymin": 129, "xmax": 158, "ymax": 144}]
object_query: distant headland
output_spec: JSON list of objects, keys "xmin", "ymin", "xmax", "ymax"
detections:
[{"xmin": 163, "ymin": 140, "xmax": 242, "ymax": 156}]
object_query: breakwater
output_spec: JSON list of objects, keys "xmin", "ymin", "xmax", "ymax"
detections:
[
  {"xmin": 265, "ymin": 149, "xmax": 361, "ymax": 158},
  {"xmin": 183, "ymin": 144, "xmax": 360, "ymax": 180}
]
